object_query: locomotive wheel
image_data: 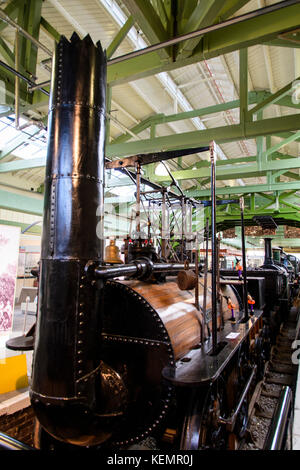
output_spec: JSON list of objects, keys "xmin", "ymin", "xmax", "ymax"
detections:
[{"xmin": 180, "ymin": 379, "xmax": 228, "ymax": 450}]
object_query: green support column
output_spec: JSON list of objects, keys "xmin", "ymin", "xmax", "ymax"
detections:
[{"xmin": 239, "ymin": 48, "xmax": 249, "ymax": 126}]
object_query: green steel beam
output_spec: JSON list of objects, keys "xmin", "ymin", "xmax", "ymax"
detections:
[
  {"xmin": 111, "ymin": 91, "xmax": 300, "ymax": 146},
  {"xmin": 0, "ymin": 156, "xmax": 45, "ymax": 173},
  {"xmin": 0, "ymin": 0, "xmax": 23, "ymax": 34},
  {"xmin": 265, "ymin": 130, "xmax": 300, "ymax": 157},
  {"xmin": 217, "ymin": 0, "xmax": 252, "ymax": 21},
  {"xmin": 248, "ymin": 75, "xmax": 300, "ymax": 117},
  {"xmin": 239, "ymin": 48, "xmax": 248, "ymax": 124},
  {"xmin": 107, "ymin": 113, "xmax": 300, "ymax": 157},
  {"xmin": 107, "ymin": 3, "xmax": 300, "ymax": 85},
  {"xmin": 40, "ymin": 16, "xmax": 60, "ymax": 42},
  {"xmin": 176, "ymin": 0, "xmax": 225, "ymax": 59},
  {"xmin": 122, "ymin": 0, "xmax": 169, "ymax": 59},
  {"xmin": 17, "ymin": 0, "xmax": 43, "ymax": 86},
  {"xmin": 0, "ymin": 36, "xmax": 15, "ymax": 68},
  {"xmin": 152, "ymin": 157, "xmax": 300, "ymax": 183},
  {"xmin": 106, "ymin": 16, "xmax": 134, "ymax": 59},
  {"xmin": 0, "ymin": 218, "xmax": 41, "ymax": 234},
  {"xmin": 186, "ymin": 181, "xmax": 300, "ymax": 198},
  {"xmin": 0, "ymin": 188, "xmax": 43, "ymax": 215}
]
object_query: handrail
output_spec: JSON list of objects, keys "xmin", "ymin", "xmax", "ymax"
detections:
[
  {"xmin": 218, "ymin": 366, "xmax": 257, "ymax": 432},
  {"xmin": 0, "ymin": 431, "xmax": 34, "ymax": 450},
  {"xmin": 264, "ymin": 386, "xmax": 293, "ymax": 450}
]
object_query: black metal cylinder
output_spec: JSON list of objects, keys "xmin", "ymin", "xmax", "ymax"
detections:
[
  {"xmin": 264, "ymin": 238, "xmax": 274, "ymax": 266},
  {"xmin": 30, "ymin": 34, "xmax": 109, "ymax": 446}
]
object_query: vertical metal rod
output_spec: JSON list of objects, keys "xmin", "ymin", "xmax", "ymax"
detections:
[
  {"xmin": 240, "ymin": 197, "xmax": 249, "ymax": 321},
  {"xmin": 202, "ymin": 217, "xmax": 209, "ymax": 342},
  {"xmin": 210, "ymin": 141, "xmax": 218, "ymax": 354},
  {"xmin": 161, "ymin": 189, "xmax": 167, "ymax": 258},
  {"xmin": 194, "ymin": 249, "xmax": 199, "ymax": 311},
  {"xmin": 14, "ymin": 31, "xmax": 20, "ymax": 129},
  {"xmin": 181, "ymin": 197, "xmax": 185, "ymax": 261},
  {"xmin": 136, "ymin": 162, "xmax": 141, "ymax": 241},
  {"xmin": 217, "ymin": 234, "xmax": 224, "ymax": 329}
]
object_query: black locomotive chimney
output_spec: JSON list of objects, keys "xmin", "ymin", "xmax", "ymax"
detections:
[
  {"xmin": 263, "ymin": 238, "xmax": 274, "ymax": 266},
  {"xmin": 30, "ymin": 34, "xmax": 125, "ymax": 446}
]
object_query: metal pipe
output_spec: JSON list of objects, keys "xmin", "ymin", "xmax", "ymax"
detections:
[
  {"xmin": 0, "ymin": 431, "xmax": 33, "ymax": 450},
  {"xmin": 0, "ymin": 59, "xmax": 50, "ymax": 96},
  {"xmin": 28, "ymin": 80, "xmax": 51, "ymax": 92},
  {"xmin": 264, "ymin": 386, "xmax": 293, "ymax": 450},
  {"xmin": 161, "ymin": 190, "xmax": 167, "ymax": 258},
  {"xmin": 202, "ymin": 217, "xmax": 209, "ymax": 341},
  {"xmin": 30, "ymin": 34, "xmax": 108, "ymax": 447},
  {"xmin": 136, "ymin": 162, "xmax": 141, "ymax": 238},
  {"xmin": 210, "ymin": 141, "xmax": 218, "ymax": 355},
  {"xmin": 0, "ymin": 8, "xmax": 52, "ymax": 56},
  {"xmin": 14, "ymin": 31, "xmax": 19, "ymax": 129},
  {"xmin": 240, "ymin": 197, "xmax": 249, "ymax": 321},
  {"xmin": 92, "ymin": 260, "xmax": 202, "ymax": 280},
  {"xmin": 108, "ymin": 0, "xmax": 298, "ymax": 66}
]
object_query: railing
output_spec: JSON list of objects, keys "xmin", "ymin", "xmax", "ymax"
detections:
[
  {"xmin": 0, "ymin": 431, "xmax": 33, "ymax": 450},
  {"xmin": 264, "ymin": 386, "xmax": 293, "ymax": 450}
]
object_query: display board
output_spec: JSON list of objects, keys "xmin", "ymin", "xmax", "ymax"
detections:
[{"xmin": 0, "ymin": 225, "xmax": 20, "ymax": 332}]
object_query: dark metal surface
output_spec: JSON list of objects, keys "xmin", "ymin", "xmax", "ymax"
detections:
[
  {"xmin": 240, "ymin": 198, "xmax": 249, "ymax": 321},
  {"xmin": 30, "ymin": 34, "xmax": 113, "ymax": 446},
  {"xmin": 5, "ymin": 335, "xmax": 34, "ymax": 351},
  {"xmin": 105, "ymin": 146, "xmax": 209, "ymax": 169},
  {"xmin": 162, "ymin": 311, "xmax": 263, "ymax": 386},
  {"xmin": 92, "ymin": 259, "xmax": 202, "ymax": 280}
]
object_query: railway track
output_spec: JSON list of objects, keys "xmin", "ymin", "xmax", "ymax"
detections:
[{"xmin": 240, "ymin": 305, "xmax": 300, "ymax": 450}]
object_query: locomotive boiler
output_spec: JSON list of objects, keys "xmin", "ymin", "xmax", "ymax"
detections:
[{"xmin": 28, "ymin": 34, "xmax": 267, "ymax": 451}]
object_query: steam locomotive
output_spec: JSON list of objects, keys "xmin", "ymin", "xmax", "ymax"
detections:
[{"xmin": 6, "ymin": 34, "xmax": 295, "ymax": 451}]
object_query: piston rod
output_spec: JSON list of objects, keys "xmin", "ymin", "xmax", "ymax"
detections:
[{"xmin": 91, "ymin": 260, "xmax": 202, "ymax": 280}]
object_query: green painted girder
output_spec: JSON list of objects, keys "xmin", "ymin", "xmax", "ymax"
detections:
[
  {"xmin": 107, "ymin": 3, "xmax": 300, "ymax": 85},
  {"xmin": 152, "ymin": 156, "xmax": 300, "ymax": 183},
  {"xmin": 106, "ymin": 16, "xmax": 134, "ymax": 59},
  {"xmin": 0, "ymin": 188, "xmax": 43, "ymax": 215},
  {"xmin": 107, "ymin": 113, "xmax": 300, "ymax": 158},
  {"xmin": 16, "ymin": 0, "xmax": 43, "ymax": 100},
  {"xmin": 248, "ymin": 75, "xmax": 300, "ymax": 117},
  {"xmin": 122, "ymin": 0, "xmax": 170, "ymax": 59},
  {"xmin": 176, "ymin": 0, "xmax": 226, "ymax": 59},
  {"xmin": 186, "ymin": 181, "xmax": 300, "ymax": 198},
  {"xmin": 0, "ymin": 156, "xmax": 45, "ymax": 173},
  {"xmin": 111, "ymin": 91, "xmax": 300, "ymax": 146},
  {"xmin": 0, "ymin": 0, "xmax": 23, "ymax": 34},
  {"xmin": 40, "ymin": 16, "xmax": 60, "ymax": 42},
  {"xmin": 0, "ymin": 218, "xmax": 41, "ymax": 234}
]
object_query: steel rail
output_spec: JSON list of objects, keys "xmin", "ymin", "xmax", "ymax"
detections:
[{"xmin": 264, "ymin": 386, "xmax": 293, "ymax": 450}]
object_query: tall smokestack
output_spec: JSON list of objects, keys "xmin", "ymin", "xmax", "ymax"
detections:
[
  {"xmin": 264, "ymin": 238, "xmax": 274, "ymax": 266},
  {"xmin": 30, "ymin": 34, "xmax": 118, "ymax": 446}
]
